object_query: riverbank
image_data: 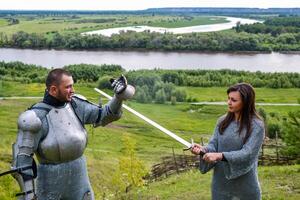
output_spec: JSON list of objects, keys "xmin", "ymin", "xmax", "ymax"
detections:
[
  {"xmin": 4, "ymin": 46, "xmax": 300, "ymax": 54},
  {"xmin": 1, "ymin": 48, "xmax": 300, "ymax": 72}
]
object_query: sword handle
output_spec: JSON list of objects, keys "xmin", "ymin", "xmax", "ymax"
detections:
[
  {"xmin": 184, "ymin": 138, "xmax": 206, "ymax": 156},
  {"xmin": 183, "ymin": 138, "xmax": 194, "ymax": 151}
]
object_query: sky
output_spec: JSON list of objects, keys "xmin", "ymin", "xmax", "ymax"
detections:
[{"xmin": 1, "ymin": 0, "xmax": 300, "ymax": 10}]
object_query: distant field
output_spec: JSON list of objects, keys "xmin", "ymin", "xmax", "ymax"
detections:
[
  {"xmin": 181, "ymin": 86, "xmax": 300, "ymax": 103},
  {"xmin": 0, "ymin": 15, "xmax": 228, "ymax": 36},
  {"xmin": 0, "ymin": 19, "xmax": 8, "ymax": 27},
  {"xmin": 1, "ymin": 81, "xmax": 300, "ymax": 104},
  {"xmin": 147, "ymin": 16, "xmax": 228, "ymax": 28}
]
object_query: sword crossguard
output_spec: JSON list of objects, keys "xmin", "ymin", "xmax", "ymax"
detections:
[
  {"xmin": 183, "ymin": 138, "xmax": 206, "ymax": 156},
  {"xmin": 183, "ymin": 138, "xmax": 194, "ymax": 151}
]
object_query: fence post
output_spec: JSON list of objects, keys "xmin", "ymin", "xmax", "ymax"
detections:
[
  {"xmin": 172, "ymin": 147, "xmax": 179, "ymax": 174},
  {"xmin": 275, "ymin": 131, "xmax": 279, "ymax": 164},
  {"xmin": 162, "ymin": 158, "xmax": 168, "ymax": 178}
]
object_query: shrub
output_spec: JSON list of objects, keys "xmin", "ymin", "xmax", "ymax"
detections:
[
  {"xmin": 267, "ymin": 122, "xmax": 282, "ymax": 139},
  {"xmin": 97, "ymin": 75, "xmax": 112, "ymax": 89},
  {"xmin": 281, "ymin": 110, "xmax": 300, "ymax": 159},
  {"xmin": 155, "ymin": 89, "xmax": 166, "ymax": 104}
]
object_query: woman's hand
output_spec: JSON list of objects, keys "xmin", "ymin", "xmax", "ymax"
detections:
[
  {"xmin": 203, "ymin": 153, "xmax": 223, "ymax": 163},
  {"xmin": 190, "ymin": 143, "xmax": 205, "ymax": 155}
]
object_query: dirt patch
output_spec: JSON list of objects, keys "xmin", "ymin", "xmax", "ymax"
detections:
[{"xmin": 106, "ymin": 124, "xmax": 133, "ymax": 129}]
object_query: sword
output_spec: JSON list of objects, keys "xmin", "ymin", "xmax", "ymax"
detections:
[
  {"xmin": 94, "ymin": 88, "xmax": 194, "ymax": 149},
  {"xmin": 0, "ymin": 165, "xmax": 32, "ymax": 177}
]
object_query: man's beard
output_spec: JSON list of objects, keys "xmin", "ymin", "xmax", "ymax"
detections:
[{"xmin": 57, "ymin": 90, "xmax": 69, "ymax": 102}]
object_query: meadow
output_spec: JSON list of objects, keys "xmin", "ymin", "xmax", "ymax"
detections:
[
  {"xmin": 0, "ymin": 15, "xmax": 227, "ymax": 36},
  {"xmin": 0, "ymin": 82, "xmax": 299, "ymax": 199}
]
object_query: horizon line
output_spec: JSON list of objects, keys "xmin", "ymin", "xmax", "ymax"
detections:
[{"xmin": 1, "ymin": 7, "xmax": 300, "ymax": 12}]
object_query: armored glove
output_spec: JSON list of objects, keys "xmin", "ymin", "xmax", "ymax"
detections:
[
  {"xmin": 110, "ymin": 75, "xmax": 127, "ymax": 95},
  {"xmin": 110, "ymin": 75, "xmax": 135, "ymax": 100}
]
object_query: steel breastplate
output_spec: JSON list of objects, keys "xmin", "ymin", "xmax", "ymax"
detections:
[{"xmin": 38, "ymin": 103, "xmax": 87, "ymax": 164}]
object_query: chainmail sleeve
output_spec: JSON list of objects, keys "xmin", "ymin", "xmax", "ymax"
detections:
[{"xmin": 222, "ymin": 119, "xmax": 265, "ymax": 180}]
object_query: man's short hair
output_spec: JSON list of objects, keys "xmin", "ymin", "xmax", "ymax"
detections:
[{"xmin": 46, "ymin": 69, "xmax": 72, "ymax": 90}]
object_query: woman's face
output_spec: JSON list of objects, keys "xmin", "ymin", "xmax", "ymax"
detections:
[{"xmin": 227, "ymin": 91, "xmax": 243, "ymax": 115}]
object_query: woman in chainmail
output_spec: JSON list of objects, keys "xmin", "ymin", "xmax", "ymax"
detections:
[{"xmin": 191, "ymin": 83, "xmax": 265, "ymax": 200}]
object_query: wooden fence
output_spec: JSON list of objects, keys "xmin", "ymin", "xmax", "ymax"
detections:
[
  {"xmin": 259, "ymin": 133, "xmax": 297, "ymax": 166},
  {"xmin": 147, "ymin": 136, "xmax": 299, "ymax": 181}
]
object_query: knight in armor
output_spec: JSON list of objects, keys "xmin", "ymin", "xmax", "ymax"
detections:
[{"xmin": 12, "ymin": 69, "xmax": 134, "ymax": 200}]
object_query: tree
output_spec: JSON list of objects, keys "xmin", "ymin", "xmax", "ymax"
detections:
[
  {"xmin": 162, "ymin": 82, "xmax": 175, "ymax": 101},
  {"xmin": 235, "ymin": 21, "xmax": 241, "ymax": 32},
  {"xmin": 267, "ymin": 122, "xmax": 282, "ymax": 139},
  {"xmin": 172, "ymin": 88, "xmax": 187, "ymax": 102},
  {"xmin": 135, "ymin": 85, "xmax": 151, "ymax": 103},
  {"xmin": 171, "ymin": 96, "xmax": 177, "ymax": 105},
  {"xmin": 111, "ymin": 135, "xmax": 147, "ymax": 196},
  {"xmin": 51, "ymin": 33, "xmax": 65, "ymax": 48},
  {"xmin": 281, "ymin": 110, "xmax": 300, "ymax": 160},
  {"xmin": 97, "ymin": 75, "xmax": 112, "ymax": 89},
  {"xmin": 155, "ymin": 89, "xmax": 166, "ymax": 104}
]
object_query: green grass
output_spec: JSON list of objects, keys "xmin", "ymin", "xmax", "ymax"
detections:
[
  {"xmin": 130, "ymin": 165, "xmax": 300, "ymax": 200},
  {"xmin": 0, "ymin": 19, "xmax": 8, "ymax": 27},
  {"xmin": 0, "ymin": 82, "xmax": 299, "ymax": 199},
  {"xmin": 0, "ymin": 18, "xmax": 97, "ymax": 35},
  {"xmin": 147, "ymin": 16, "xmax": 229, "ymax": 28},
  {"xmin": 259, "ymin": 165, "xmax": 300, "ymax": 200},
  {"xmin": 0, "ymin": 81, "xmax": 45, "ymax": 97},
  {"xmin": 2, "ymin": 81, "xmax": 300, "ymax": 104},
  {"xmin": 181, "ymin": 86, "xmax": 300, "ymax": 103}
]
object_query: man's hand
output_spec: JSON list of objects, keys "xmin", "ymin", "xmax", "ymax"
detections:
[
  {"xmin": 202, "ymin": 153, "xmax": 223, "ymax": 163},
  {"xmin": 191, "ymin": 143, "xmax": 206, "ymax": 155},
  {"xmin": 110, "ymin": 75, "xmax": 127, "ymax": 95}
]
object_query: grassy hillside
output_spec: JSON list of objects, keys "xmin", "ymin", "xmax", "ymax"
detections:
[
  {"xmin": 181, "ymin": 86, "xmax": 300, "ymax": 103},
  {"xmin": 129, "ymin": 165, "xmax": 300, "ymax": 200},
  {"xmin": 0, "ymin": 83, "xmax": 299, "ymax": 199}
]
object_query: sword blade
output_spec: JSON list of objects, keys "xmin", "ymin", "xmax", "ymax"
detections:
[{"xmin": 94, "ymin": 88, "xmax": 192, "ymax": 148}]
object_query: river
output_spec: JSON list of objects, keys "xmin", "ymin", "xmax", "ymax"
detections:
[
  {"xmin": 0, "ymin": 48, "xmax": 299, "ymax": 72},
  {"xmin": 83, "ymin": 17, "xmax": 260, "ymax": 36}
]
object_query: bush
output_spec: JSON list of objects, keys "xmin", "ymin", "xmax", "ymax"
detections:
[
  {"xmin": 97, "ymin": 75, "xmax": 112, "ymax": 89},
  {"xmin": 171, "ymin": 96, "xmax": 177, "ymax": 105},
  {"xmin": 281, "ymin": 110, "xmax": 300, "ymax": 158},
  {"xmin": 135, "ymin": 85, "xmax": 151, "ymax": 103},
  {"xmin": 267, "ymin": 122, "xmax": 282, "ymax": 139},
  {"xmin": 258, "ymin": 107, "xmax": 267, "ymax": 122},
  {"xmin": 64, "ymin": 64, "xmax": 124, "ymax": 82},
  {"xmin": 172, "ymin": 88, "xmax": 187, "ymax": 102},
  {"xmin": 155, "ymin": 89, "xmax": 166, "ymax": 104}
]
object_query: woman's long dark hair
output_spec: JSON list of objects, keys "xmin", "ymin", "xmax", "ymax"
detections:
[{"xmin": 219, "ymin": 83, "xmax": 260, "ymax": 143}]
